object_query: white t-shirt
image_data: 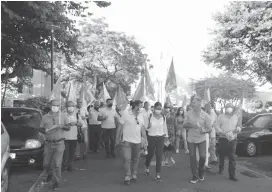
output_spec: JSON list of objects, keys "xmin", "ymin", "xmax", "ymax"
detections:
[
  {"xmin": 147, "ymin": 115, "xmax": 168, "ymax": 137},
  {"xmin": 120, "ymin": 110, "xmax": 144, "ymax": 144},
  {"xmin": 63, "ymin": 112, "xmax": 78, "ymax": 140},
  {"xmin": 99, "ymin": 107, "xmax": 117, "ymax": 129},
  {"xmin": 88, "ymin": 107, "xmax": 101, "ymax": 125}
]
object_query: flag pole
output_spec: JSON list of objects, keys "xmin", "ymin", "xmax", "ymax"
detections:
[{"xmin": 59, "ymin": 62, "xmax": 62, "ymax": 124}]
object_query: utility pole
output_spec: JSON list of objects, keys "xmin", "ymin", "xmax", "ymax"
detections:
[{"xmin": 51, "ymin": 28, "xmax": 54, "ymax": 90}]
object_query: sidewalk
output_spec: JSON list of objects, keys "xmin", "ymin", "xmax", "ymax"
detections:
[{"xmin": 38, "ymin": 148, "xmax": 271, "ymax": 192}]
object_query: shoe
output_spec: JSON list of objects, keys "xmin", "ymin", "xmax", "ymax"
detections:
[
  {"xmin": 218, "ymin": 170, "xmax": 223, "ymax": 175},
  {"xmin": 205, "ymin": 165, "xmax": 212, "ymax": 169},
  {"xmin": 144, "ymin": 167, "xmax": 150, "ymax": 176},
  {"xmin": 199, "ymin": 176, "xmax": 204, "ymax": 182},
  {"xmin": 95, "ymin": 149, "xmax": 99, "ymax": 153},
  {"xmin": 176, "ymin": 149, "xmax": 179, "ymax": 154},
  {"xmin": 190, "ymin": 176, "xmax": 198, "ymax": 184},
  {"xmin": 124, "ymin": 176, "xmax": 131, "ymax": 185},
  {"xmin": 154, "ymin": 174, "xmax": 162, "ymax": 182},
  {"xmin": 229, "ymin": 177, "xmax": 238, "ymax": 182},
  {"xmin": 52, "ymin": 183, "xmax": 60, "ymax": 191},
  {"xmin": 130, "ymin": 175, "xmax": 137, "ymax": 182},
  {"xmin": 185, "ymin": 150, "xmax": 189, "ymax": 155},
  {"xmin": 111, "ymin": 153, "xmax": 116, "ymax": 159},
  {"xmin": 170, "ymin": 157, "xmax": 175, "ymax": 165}
]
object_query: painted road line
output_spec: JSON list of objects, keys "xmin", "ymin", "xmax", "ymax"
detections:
[
  {"xmin": 237, "ymin": 164, "xmax": 272, "ymax": 180},
  {"xmin": 28, "ymin": 171, "xmax": 46, "ymax": 192}
]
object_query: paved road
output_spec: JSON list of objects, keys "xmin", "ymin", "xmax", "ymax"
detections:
[
  {"xmin": 33, "ymin": 148, "xmax": 271, "ymax": 192},
  {"xmin": 9, "ymin": 149, "xmax": 272, "ymax": 192}
]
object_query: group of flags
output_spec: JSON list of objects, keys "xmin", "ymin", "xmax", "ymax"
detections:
[{"xmin": 49, "ymin": 74, "xmax": 129, "ymax": 111}]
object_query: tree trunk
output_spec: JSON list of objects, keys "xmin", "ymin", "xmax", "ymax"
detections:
[{"xmin": 1, "ymin": 81, "xmax": 8, "ymax": 107}]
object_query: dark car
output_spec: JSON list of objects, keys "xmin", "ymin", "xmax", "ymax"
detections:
[
  {"xmin": 1, "ymin": 107, "xmax": 44, "ymax": 169},
  {"xmin": 237, "ymin": 113, "xmax": 272, "ymax": 157}
]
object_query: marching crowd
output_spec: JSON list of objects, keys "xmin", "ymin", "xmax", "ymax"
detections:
[{"xmin": 39, "ymin": 95, "xmax": 242, "ymax": 191}]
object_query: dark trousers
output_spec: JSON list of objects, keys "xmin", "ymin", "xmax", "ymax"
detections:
[
  {"xmin": 102, "ymin": 128, "xmax": 116, "ymax": 155},
  {"xmin": 188, "ymin": 140, "xmax": 206, "ymax": 178},
  {"xmin": 218, "ymin": 138, "xmax": 237, "ymax": 178},
  {"xmin": 145, "ymin": 135, "xmax": 165, "ymax": 174},
  {"xmin": 63, "ymin": 140, "xmax": 77, "ymax": 168},
  {"xmin": 88, "ymin": 124, "xmax": 101, "ymax": 151}
]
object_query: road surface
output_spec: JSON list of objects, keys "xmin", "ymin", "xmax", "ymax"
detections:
[{"xmin": 22, "ymin": 148, "xmax": 270, "ymax": 192}]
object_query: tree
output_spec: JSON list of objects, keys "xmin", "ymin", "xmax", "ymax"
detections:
[
  {"xmin": 63, "ymin": 18, "xmax": 147, "ymax": 97},
  {"xmin": 192, "ymin": 74, "xmax": 256, "ymax": 110},
  {"xmin": 203, "ymin": 2, "xmax": 272, "ymax": 84},
  {"xmin": 1, "ymin": 1, "xmax": 110, "ymax": 82}
]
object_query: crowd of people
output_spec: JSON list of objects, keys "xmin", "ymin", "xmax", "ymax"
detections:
[{"xmin": 39, "ymin": 95, "xmax": 242, "ymax": 190}]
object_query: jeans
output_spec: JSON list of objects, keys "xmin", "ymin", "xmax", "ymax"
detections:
[
  {"xmin": 89, "ymin": 124, "xmax": 101, "ymax": 151},
  {"xmin": 145, "ymin": 135, "xmax": 165, "ymax": 174},
  {"xmin": 63, "ymin": 140, "xmax": 77, "ymax": 168},
  {"xmin": 175, "ymin": 128, "xmax": 188, "ymax": 151},
  {"xmin": 122, "ymin": 141, "xmax": 141, "ymax": 177},
  {"xmin": 103, "ymin": 128, "xmax": 116, "ymax": 155},
  {"xmin": 209, "ymin": 137, "xmax": 217, "ymax": 162},
  {"xmin": 43, "ymin": 141, "xmax": 65, "ymax": 185},
  {"xmin": 188, "ymin": 140, "xmax": 206, "ymax": 178},
  {"xmin": 218, "ymin": 138, "xmax": 237, "ymax": 178}
]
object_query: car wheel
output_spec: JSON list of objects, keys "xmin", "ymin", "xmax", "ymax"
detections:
[
  {"xmin": 1, "ymin": 166, "xmax": 9, "ymax": 192},
  {"xmin": 245, "ymin": 141, "xmax": 257, "ymax": 157}
]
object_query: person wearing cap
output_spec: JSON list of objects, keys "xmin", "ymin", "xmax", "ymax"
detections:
[
  {"xmin": 39, "ymin": 99, "xmax": 70, "ymax": 191},
  {"xmin": 88, "ymin": 100, "xmax": 102, "ymax": 153},
  {"xmin": 215, "ymin": 103, "xmax": 241, "ymax": 181},
  {"xmin": 183, "ymin": 95, "xmax": 212, "ymax": 184}
]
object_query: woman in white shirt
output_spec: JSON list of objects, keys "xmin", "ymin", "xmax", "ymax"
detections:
[{"xmin": 145, "ymin": 102, "xmax": 168, "ymax": 182}]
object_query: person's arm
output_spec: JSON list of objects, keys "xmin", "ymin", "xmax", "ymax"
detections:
[
  {"xmin": 39, "ymin": 116, "xmax": 46, "ymax": 134},
  {"xmin": 204, "ymin": 114, "xmax": 212, "ymax": 133},
  {"xmin": 163, "ymin": 118, "xmax": 169, "ymax": 138},
  {"xmin": 62, "ymin": 114, "xmax": 71, "ymax": 131},
  {"xmin": 233, "ymin": 115, "xmax": 242, "ymax": 133}
]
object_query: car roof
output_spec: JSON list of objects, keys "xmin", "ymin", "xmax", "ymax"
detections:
[{"xmin": 1, "ymin": 107, "xmax": 41, "ymax": 114}]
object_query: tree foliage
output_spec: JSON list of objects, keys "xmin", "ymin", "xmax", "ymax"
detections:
[
  {"xmin": 192, "ymin": 74, "xmax": 256, "ymax": 109},
  {"xmin": 203, "ymin": 2, "xmax": 272, "ymax": 84},
  {"xmin": 62, "ymin": 18, "xmax": 147, "ymax": 97},
  {"xmin": 1, "ymin": 1, "xmax": 110, "ymax": 84}
]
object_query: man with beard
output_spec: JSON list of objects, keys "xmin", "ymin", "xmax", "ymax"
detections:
[
  {"xmin": 216, "ymin": 103, "xmax": 241, "ymax": 181},
  {"xmin": 98, "ymin": 98, "xmax": 118, "ymax": 158}
]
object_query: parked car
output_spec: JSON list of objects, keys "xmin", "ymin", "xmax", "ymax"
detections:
[
  {"xmin": 1, "ymin": 107, "xmax": 44, "ymax": 169},
  {"xmin": 237, "ymin": 113, "xmax": 272, "ymax": 157},
  {"xmin": 1, "ymin": 122, "xmax": 12, "ymax": 192}
]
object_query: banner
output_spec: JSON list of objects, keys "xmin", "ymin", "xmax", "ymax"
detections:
[{"xmin": 165, "ymin": 57, "xmax": 177, "ymax": 93}]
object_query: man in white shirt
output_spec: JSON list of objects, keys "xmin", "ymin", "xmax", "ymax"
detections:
[
  {"xmin": 88, "ymin": 100, "xmax": 101, "ymax": 153},
  {"xmin": 119, "ymin": 100, "xmax": 147, "ymax": 185},
  {"xmin": 63, "ymin": 101, "xmax": 82, "ymax": 171},
  {"xmin": 98, "ymin": 98, "xmax": 118, "ymax": 158}
]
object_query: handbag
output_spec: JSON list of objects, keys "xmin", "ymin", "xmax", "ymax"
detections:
[{"xmin": 76, "ymin": 112, "xmax": 85, "ymax": 143}]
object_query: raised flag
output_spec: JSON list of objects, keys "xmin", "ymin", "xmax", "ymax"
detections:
[
  {"xmin": 114, "ymin": 86, "xmax": 128, "ymax": 111},
  {"xmin": 165, "ymin": 94, "xmax": 172, "ymax": 105},
  {"xmin": 98, "ymin": 82, "xmax": 111, "ymax": 103},
  {"xmin": 235, "ymin": 90, "xmax": 245, "ymax": 127},
  {"xmin": 67, "ymin": 81, "xmax": 77, "ymax": 104},
  {"xmin": 80, "ymin": 76, "xmax": 95, "ymax": 107},
  {"xmin": 133, "ymin": 75, "xmax": 145, "ymax": 101},
  {"xmin": 144, "ymin": 64, "xmax": 156, "ymax": 101},
  {"xmin": 165, "ymin": 57, "xmax": 177, "ymax": 93},
  {"xmin": 203, "ymin": 87, "xmax": 211, "ymax": 106},
  {"xmin": 91, "ymin": 75, "xmax": 97, "ymax": 96},
  {"xmin": 182, "ymin": 95, "xmax": 187, "ymax": 108},
  {"xmin": 49, "ymin": 77, "xmax": 61, "ymax": 101}
]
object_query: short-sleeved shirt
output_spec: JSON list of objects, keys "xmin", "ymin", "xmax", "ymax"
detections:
[
  {"xmin": 40, "ymin": 112, "xmax": 69, "ymax": 140},
  {"xmin": 99, "ymin": 107, "xmax": 117, "ymax": 129},
  {"xmin": 88, "ymin": 107, "xmax": 101, "ymax": 125},
  {"xmin": 63, "ymin": 112, "xmax": 78, "ymax": 140},
  {"xmin": 183, "ymin": 109, "xmax": 212, "ymax": 143},
  {"xmin": 147, "ymin": 115, "xmax": 168, "ymax": 137},
  {"xmin": 120, "ymin": 110, "xmax": 144, "ymax": 144},
  {"xmin": 216, "ymin": 113, "xmax": 239, "ymax": 139}
]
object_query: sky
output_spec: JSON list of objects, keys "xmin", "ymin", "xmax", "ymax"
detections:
[{"xmin": 87, "ymin": 0, "xmax": 271, "ymax": 93}]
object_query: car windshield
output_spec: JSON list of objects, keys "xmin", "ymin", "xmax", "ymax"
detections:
[
  {"xmin": 247, "ymin": 115, "xmax": 272, "ymax": 129},
  {"xmin": 1, "ymin": 109, "xmax": 41, "ymax": 129}
]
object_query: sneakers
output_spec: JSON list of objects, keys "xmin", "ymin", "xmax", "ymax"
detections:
[
  {"xmin": 229, "ymin": 177, "xmax": 238, "ymax": 182},
  {"xmin": 154, "ymin": 174, "xmax": 162, "ymax": 182},
  {"xmin": 199, "ymin": 176, "xmax": 204, "ymax": 182},
  {"xmin": 170, "ymin": 157, "xmax": 175, "ymax": 165},
  {"xmin": 176, "ymin": 149, "xmax": 179, "ymax": 154},
  {"xmin": 124, "ymin": 176, "xmax": 131, "ymax": 185},
  {"xmin": 190, "ymin": 176, "xmax": 199, "ymax": 184},
  {"xmin": 144, "ymin": 167, "xmax": 150, "ymax": 176},
  {"xmin": 185, "ymin": 150, "xmax": 189, "ymax": 155},
  {"xmin": 52, "ymin": 183, "xmax": 60, "ymax": 191},
  {"xmin": 205, "ymin": 165, "xmax": 212, "ymax": 169},
  {"xmin": 130, "ymin": 175, "xmax": 137, "ymax": 182}
]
